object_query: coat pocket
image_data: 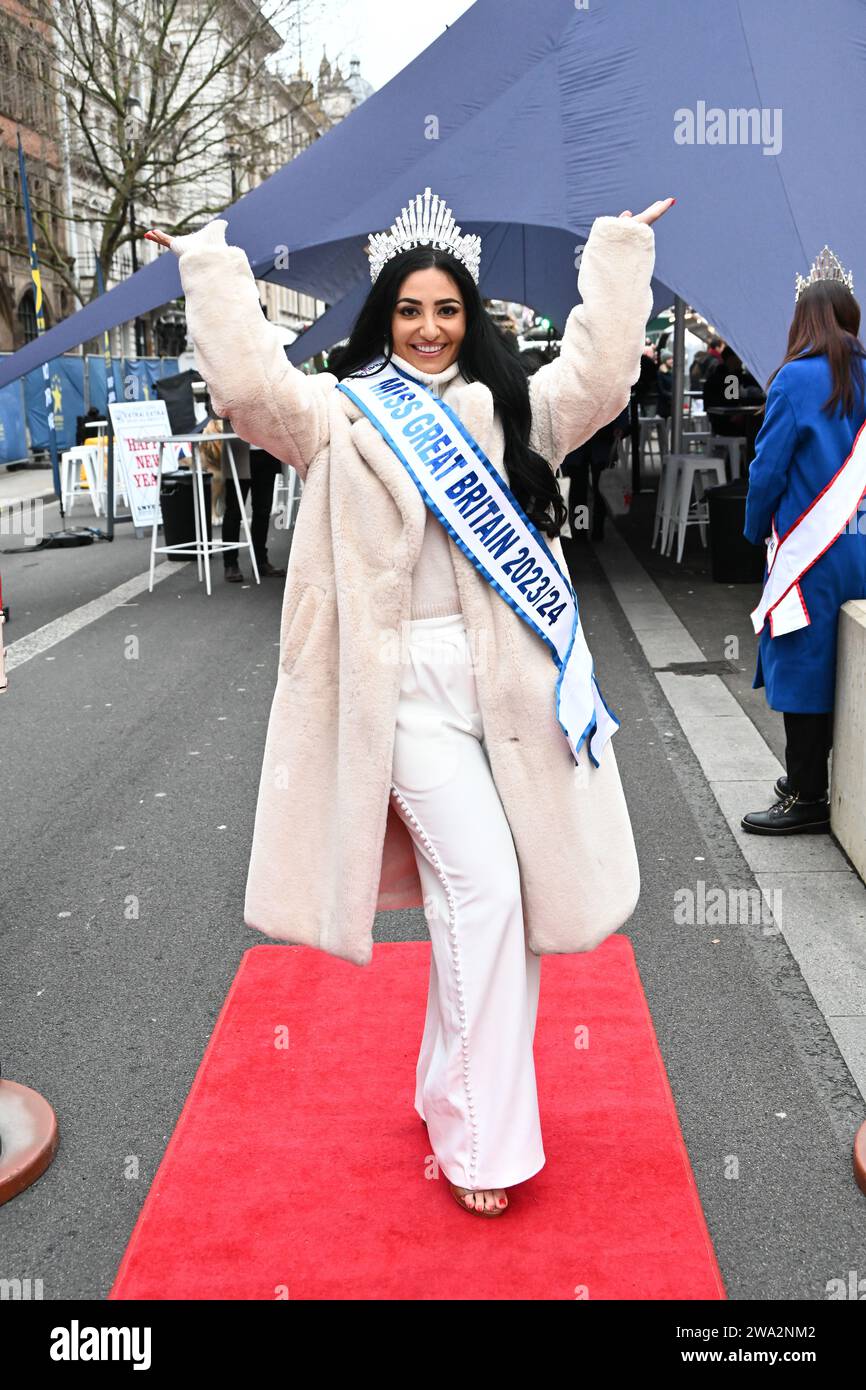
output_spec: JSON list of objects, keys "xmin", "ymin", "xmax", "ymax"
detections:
[{"xmin": 279, "ymin": 581, "xmax": 326, "ymax": 678}]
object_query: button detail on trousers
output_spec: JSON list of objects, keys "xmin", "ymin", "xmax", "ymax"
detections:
[
  {"xmin": 389, "ymin": 784, "xmax": 483, "ymax": 1187},
  {"xmin": 389, "ymin": 612, "xmax": 546, "ymax": 1192}
]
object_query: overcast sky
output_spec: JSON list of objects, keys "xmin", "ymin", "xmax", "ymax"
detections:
[{"xmin": 297, "ymin": 0, "xmax": 477, "ymax": 91}]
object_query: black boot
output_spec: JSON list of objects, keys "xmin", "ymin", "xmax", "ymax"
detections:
[{"xmin": 741, "ymin": 790, "xmax": 830, "ymax": 835}]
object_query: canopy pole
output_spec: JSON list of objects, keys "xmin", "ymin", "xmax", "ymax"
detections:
[
  {"xmin": 629, "ymin": 391, "xmax": 641, "ymax": 496},
  {"xmin": 670, "ymin": 295, "xmax": 686, "ymax": 454}
]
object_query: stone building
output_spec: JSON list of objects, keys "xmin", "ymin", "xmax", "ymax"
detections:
[
  {"xmin": 0, "ymin": 0, "xmax": 71, "ymax": 352},
  {"xmin": 0, "ymin": 3, "xmax": 376, "ymax": 360}
]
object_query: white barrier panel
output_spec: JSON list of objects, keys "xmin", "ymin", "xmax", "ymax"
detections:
[{"xmin": 831, "ymin": 598, "xmax": 866, "ymax": 880}]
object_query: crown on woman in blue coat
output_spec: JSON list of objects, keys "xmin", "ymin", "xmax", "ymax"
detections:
[{"xmin": 795, "ymin": 246, "xmax": 854, "ymax": 303}]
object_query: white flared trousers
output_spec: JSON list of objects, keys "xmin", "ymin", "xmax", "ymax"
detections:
[{"xmin": 389, "ymin": 611, "xmax": 546, "ymax": 1190}]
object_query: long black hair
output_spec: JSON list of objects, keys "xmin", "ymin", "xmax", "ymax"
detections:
[{"xmin": 333, "ymin": 246, "xmax": 567, "ymax": 537}]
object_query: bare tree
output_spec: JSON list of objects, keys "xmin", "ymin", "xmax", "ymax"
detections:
[{"xmin": 2, "ymin": 0, "xmax": 324, "ymax": 307}]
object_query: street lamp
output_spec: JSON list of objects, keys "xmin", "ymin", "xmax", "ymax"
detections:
[
  {"xmin": 124, "ymin": 95, "xmax": 144, "ymax": 357},
  {"xmin": 228, "ymin": 145, "xmax": 239, "ymax": 201}
]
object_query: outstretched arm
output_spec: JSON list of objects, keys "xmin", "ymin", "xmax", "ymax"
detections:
[
  {"xmin": 146, "ymin": 220, "xmax": 332, "ymax": 480},
  {"xmin": 528, "ymin": 199, "xmax": 672, "ymax": 469}
]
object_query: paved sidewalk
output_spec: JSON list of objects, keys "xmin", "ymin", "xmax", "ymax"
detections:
[
  {"xmin": 0, "ymin": 464, "xmax": 58, "ymax": 504},
  {"xmin": 597, "ymin": 490, "xmax": 866, "ymax": 1100}
]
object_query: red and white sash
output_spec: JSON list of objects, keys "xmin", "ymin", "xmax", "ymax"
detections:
[{"xmin": 750, "ymin": 417, "xmax": 866, "ymax": 638}]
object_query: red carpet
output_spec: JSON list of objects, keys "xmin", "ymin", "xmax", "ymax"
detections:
[{"xmin": 109, "ymin": 937, "xmax": 726, "ymax": 1300}]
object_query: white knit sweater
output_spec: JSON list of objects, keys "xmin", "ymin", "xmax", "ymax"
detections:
[{"xmin": 388, "ymin": 351, "xmax": 464, "ymax": 620}]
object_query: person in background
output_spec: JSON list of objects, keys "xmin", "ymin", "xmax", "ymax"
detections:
[
  {"xmin": 689, "ymin": 347, "xmax": 708, "ymax": 389},
  {"xmin": 655, "ymin": 347, "xmax": 673, "ymax": 421},
  {"xmin": 559, "ymin": 404, "xmax": 629, "ymax": 542},
  {"xmin": 197, "ymin": 394, "xmax": 286, "ymax": 584},
  {"xmin": 741, "ymin": 251, "xmax": 866, "ymax": 834},
  {"xmin": 689, "ymin": 335, "xmax": 723, "ymax": 389},
  {"xmin": 521, "ymin": 341, "xmax": 621, "ymax": 542},
  {"xmin": 703, "ymin": 343, "xmax": 739, "ymax": 413},
  {"xmin": 220, "ymin": 301, "xmax": 293, "ymax": 582},
  {"xmin": 519, "ymin": 346, "xmax": 609, "ymax": 538},
  {"xmin": 324, "ymin": 343, "xmax": 348, "ymax": 374},
  {"xmin": 703, "ymin": 344, "xmax": 766, "ymax": 462},
  {"xmin": 75, "ymin": 405, "xmax": 103, "ymax": 446},
  {"xmin": 634, "ymin": 342, "xmax": 659, "ymax": 411},
  {"xmin": 577, "ymin": 343, "xmax": 658, "ymax": 537},
  {"xmin": 517, "ymin": 347, "xmax": 548, "ymax": 375},
  {"xmin": 218, "ymin": 423, "xmax": 287, "ymax": 582}
]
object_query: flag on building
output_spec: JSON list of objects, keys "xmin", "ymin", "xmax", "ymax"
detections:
[{"xmin": 16, "ymin": 130, "xmax": 61, "ymax": 505}]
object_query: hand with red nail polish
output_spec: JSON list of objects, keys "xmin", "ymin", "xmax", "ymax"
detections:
[
  {"xmin": 618, "ymin": 197, "xmax": 676, "ymax": 225},
  {"xmin": 144, "ymin": 228, "xmax": 173, "ymax": 250}
]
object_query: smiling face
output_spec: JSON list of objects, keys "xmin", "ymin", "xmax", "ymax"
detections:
[{"xmin": 390, "ymin": 266, "xmax": 466, "ymax": 371}]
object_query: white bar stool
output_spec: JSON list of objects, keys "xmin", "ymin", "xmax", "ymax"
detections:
[
  {"xmin": 652, "ymin": 437, "xmax": 721, "ymax": 553},
  {"xmin": 60, "ymin": 445, "xmax": 101, "ymax": 517},
  {"xmin": 639, "ymin": 415, "xmax": 668, "ymax": 474},
  {"xmin": 652, "ymin": 451, "xmax": 685, "ymax": 553},
  {"xmin": 708, "ymin": 434, "xmax": 747, "ymax": 481},
  {"xmin": 684, "ymin": 411, "xmax": 709, "ymax": 434},
  {"xmin": 83, "ymin": 420, "xmax": 108, "ymax": 515},
  {"xmin": 84, "ymin": 427, "xmax": 131, "ymax": 516},
  {"xmin": 665, "ymin": 453, "xmax": 727, "ymax": 564},
  {"xmin": 618, "ymin": 416, "xmax": 669, "ymax": 476}
]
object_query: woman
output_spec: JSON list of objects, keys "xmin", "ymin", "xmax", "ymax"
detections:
[
  {"xmin": 742, "ymin": 252, "xmax": 866, "ymax": 835},
  {"xmin": 145, "ymin": 189, "xmax": 671, "ymax": 1217}
]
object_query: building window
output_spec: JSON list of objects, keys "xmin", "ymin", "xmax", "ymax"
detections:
[
  {"xmin": 17, "ymin": 47, "xmax": 39, "ymax": 127},
  {"xmin": 0, "ymin": 37, "xmax": 13, "ymax": 118},
  {"xmin": 18, "ymin": 288, "xmax": 38, "ymax": 342}
]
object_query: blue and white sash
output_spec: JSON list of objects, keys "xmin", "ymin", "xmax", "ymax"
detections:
[{"xmin": 337, "ymin": 355, "xmax": 620, "ymax": 767}]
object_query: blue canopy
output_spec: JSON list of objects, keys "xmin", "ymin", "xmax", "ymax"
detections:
[
  {"xmin": 1, "ymin": 0, "xmax": 862, "ymax": 389},
  {"xmin": 284, "ymin": 224, "xmax": 676, "ymax": 365}
]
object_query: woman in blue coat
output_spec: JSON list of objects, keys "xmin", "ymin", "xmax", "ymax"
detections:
[{"xmin": 742, "ymin": 260, "xmax": 866, "ymax": 834}]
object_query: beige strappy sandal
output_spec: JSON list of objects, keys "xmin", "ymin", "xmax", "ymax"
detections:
[
  {"xmin": 421, "ymin": 1116, "xmax": 509, "ymax": 1215},
  {"xmin": 448, "ymin": 1183, "xmax": 509, "ymax": 1216}
]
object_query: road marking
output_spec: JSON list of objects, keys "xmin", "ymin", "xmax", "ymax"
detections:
[{"xmin": 4, "ymin": 562, "xmax": 179, "ymax": 671}]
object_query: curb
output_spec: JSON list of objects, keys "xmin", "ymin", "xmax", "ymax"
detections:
[{"xmin": 0, "ymin": 486, "xmax": 59, "ymax": 511}]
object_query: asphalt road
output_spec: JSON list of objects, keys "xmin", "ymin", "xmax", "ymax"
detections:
[{"xmin": 1, "ymin": 497, "xmax": 863, "ymax": 1300}]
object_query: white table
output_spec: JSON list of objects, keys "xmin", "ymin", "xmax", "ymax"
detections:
[{"xmin": 144, "ymin": 431, "xmax": 261, "ymax": 595}]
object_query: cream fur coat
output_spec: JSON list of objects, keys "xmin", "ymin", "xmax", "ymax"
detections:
[{"xmin": 174, "ymin": 214, "xmax": 656, "ymax": 966}]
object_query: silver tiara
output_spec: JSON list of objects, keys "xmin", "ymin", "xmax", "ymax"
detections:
[
  {"xmin": 795, "ymin": 245, "xmax": 854, "ymax": 303},
  {"xmin": 366, "ymin": 186, "xmax": 482, "ymax": 285}
]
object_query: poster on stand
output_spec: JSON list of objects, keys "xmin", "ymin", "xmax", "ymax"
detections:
[{"xmin": 108, "ymin": 400, "xmax": 183, "ymax": 529}]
